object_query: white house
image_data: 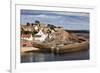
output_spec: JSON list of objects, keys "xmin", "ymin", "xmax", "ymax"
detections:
[
  {"xmin": 34, "ymin": 25, "xmax": 39, "ymax": 31},
  {"xmin": 34, "ymin": 28, "xmax": 47, "ymax": 42},
  {"xmin": 21, "ymin": 34, "xmax": 33, "ymax": 41}
]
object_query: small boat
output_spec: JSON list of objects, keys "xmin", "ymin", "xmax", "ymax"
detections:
[{"xmin": 32, "ymin": 36, "xmax": 89, "ymax": 53}]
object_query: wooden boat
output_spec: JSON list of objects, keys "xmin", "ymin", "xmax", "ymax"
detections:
[{"xmin": 32, "ymin": 36, "xmax": 89, "ymax": 53}]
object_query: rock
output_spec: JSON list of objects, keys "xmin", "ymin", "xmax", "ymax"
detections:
[{"xmin": 44, "ymin": 29, "xmax": 80, "ymax": 45}]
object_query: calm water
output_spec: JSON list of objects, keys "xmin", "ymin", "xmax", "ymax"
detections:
[{"xmin": 21, "ymin": 49, "xmax": 89, "ymax": 63}]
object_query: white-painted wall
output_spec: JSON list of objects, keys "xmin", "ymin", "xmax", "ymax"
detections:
[{"xmin": 34, "ymin": 30, "xmax": 47, "ymax": 42}]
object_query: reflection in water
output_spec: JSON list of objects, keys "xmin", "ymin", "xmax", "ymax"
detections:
[
  {"xmin": 34, "ymin": 53, "xmax": 45, "ymax": 62},
  {"xmin": 29, "ymin": 53, "xmax": 34, "ymax": 62},
  {"xmin": 21, "ymin": 49, "xmax": 89, "ymax": 63}
]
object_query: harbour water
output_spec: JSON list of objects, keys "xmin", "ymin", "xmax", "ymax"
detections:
[{"xmin": 21, "ymin": 49, "xmax": 89, "ymax": 63}]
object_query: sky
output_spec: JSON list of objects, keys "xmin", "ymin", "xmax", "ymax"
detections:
[{"xmin": 20, "ymin": 10, "xmax": 89, "ymax": 30}]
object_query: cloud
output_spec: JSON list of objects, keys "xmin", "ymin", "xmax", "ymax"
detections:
[
  {"xmin": 23, "ymin": 14, "xmax": 63, "ymax": 19},
  {"xmin": 22, "ymin": 14, "xmax": 60, "ymax": 20},
  {"xmin": 51, "ymin": 12, "xmax": 89, "ymax": 17},
  {"xmin": 21, "ymin": 9, "xmax": 89, "ymax": 17}
]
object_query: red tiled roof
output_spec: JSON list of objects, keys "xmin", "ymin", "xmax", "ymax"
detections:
[{"xmin": 21, "ymin": 34, "xmax": 31, "ymax": 38}]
